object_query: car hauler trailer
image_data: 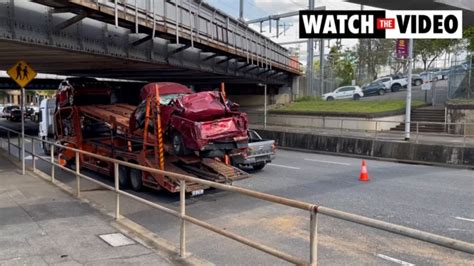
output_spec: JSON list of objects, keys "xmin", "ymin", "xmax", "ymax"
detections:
[{"xmin": 54, "ymin": 81, "xmax": 249, "ymax": 194}]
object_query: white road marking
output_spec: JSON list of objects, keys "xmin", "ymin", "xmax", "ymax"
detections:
[
  {"xmin": 268, "ymin": 163, "xmax": 300, "ymax": 170},
  {"xmin": 376, "ymin": 254, "xmax": 415, "ymax": 266},
  {"xmin": 304, "ymin": 158, "xmax": 351, "ymax": 166},
  {"xmin": 455, "ymin": 217, "xmax": 474, "ymax": 222}
]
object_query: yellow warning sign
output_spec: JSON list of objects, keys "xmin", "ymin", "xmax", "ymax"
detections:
[{"xmin": 7, "ymin": 60, "xmax": 37, "ymax": 88}]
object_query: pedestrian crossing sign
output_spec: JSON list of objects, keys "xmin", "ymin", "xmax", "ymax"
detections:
[{"xmin": 7, "ymin": 60, "xmax": 37, "ymax": 88}]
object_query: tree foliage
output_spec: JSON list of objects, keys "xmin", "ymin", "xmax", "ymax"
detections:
[
  {"xmin": 414, "ymin": 39, "xmax": 458, "ymax": 70},
  {"xmin": 464, "ymin": 26, "xmax": 474, "ymax": 52},
  {"xmin": 356, "ymin": 39, "xmax": 394, "ymax": 82}
]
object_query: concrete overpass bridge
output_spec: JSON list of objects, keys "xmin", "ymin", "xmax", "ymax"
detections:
[{"xmin": 0, "ymin": 0, "xmax": 301, "ymax": 92}]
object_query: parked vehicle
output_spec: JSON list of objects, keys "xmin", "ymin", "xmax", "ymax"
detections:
[
  {"xmin": 38, "ymin": 98, "xmax": 56, "ymax": 154},
  {"xmin": 411, "ymin": 74, "xmax": 423, "ymax": 86},
  {"xmin": 8, "ymin": 108, "xmax": 23, "ymax": 122},
  {"xmin": 53, "ymin": 79, "xmax": 250, "ymax": 194},
  {"xmin": 374, "ymin": 75, "xmax": 408, "ymax": 92},
  {"xmin": 232, "ymin": 130, "xmax": 275, "ymax": 170},
  {"xmin": 361, "ymin": 81, "xmax": 388, "ymax": 96},
  {"xmin": 2, "ymin": 105, "xmax": 20, "ymax": 120},
  {"xmin": 0, "ymin": 104, "xmax": 4, "ymax": 115},
  {"xmin": 322, "ymin": 86, "xmax": 364, "ymax": 101}
]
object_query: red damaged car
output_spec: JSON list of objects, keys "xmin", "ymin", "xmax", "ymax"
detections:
[{"xmin": 132, "ymin": 82, "xmax": 249, "ymax": 157}]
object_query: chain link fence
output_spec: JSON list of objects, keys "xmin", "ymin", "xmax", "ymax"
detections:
[{"xmin": 448, "ymin": 57, "xmax": 473, "ymax": 100}]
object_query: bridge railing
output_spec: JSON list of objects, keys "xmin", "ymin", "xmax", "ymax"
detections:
[
  {"xmin": 0, "ymin": 125, "xmax": 473, "ymax": 265},
  {"xmin": 94, "ymin": 0, "xmax": 303, "ymax": 73}
]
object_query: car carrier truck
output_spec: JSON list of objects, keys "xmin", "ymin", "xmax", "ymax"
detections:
[{"xmin": 52, "ymin": 78, "xmax": 250, "ymax": 195}]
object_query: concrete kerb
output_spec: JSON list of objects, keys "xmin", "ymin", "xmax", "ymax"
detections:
[{"xmin": 0, "ymin": 150, "xmax": 212, "ymax": 266}]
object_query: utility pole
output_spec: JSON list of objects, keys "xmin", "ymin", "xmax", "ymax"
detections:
[
  {"xmin": 405, "ymin": 39, "xmax": 414, "ymax": 141},
  {"xmin": 306, "ymin": 0, "xmax": 315, "ymax": 96},
  {"xmin": 239, "ymin": 0, "xmax": 244, "ymax": 21},
  {"xmin": 319, "ymin": 39, "xmax": 324, "ymax": 95}
]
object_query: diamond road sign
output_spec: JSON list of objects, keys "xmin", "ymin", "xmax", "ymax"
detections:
[{"xmin": 7, "ymin": 60, "xmax": 37, "ymax": 88}]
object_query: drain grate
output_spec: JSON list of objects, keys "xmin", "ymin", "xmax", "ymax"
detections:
[{"xmin": 99, "ymin": 233, "xmax": 135, "ymax": 247}]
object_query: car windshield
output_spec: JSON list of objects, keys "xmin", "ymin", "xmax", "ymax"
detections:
[{"xmin": 160, "ymin": 93, "xmax": 188, "ymax": 105}]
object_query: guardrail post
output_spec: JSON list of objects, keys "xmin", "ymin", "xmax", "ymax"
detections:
[
  {"xmin": 114, "ymin": 162, "xmax": 120, "ymax": 220},
  {"xmin": 7, "ymin": 131, "xmax": 10, "ymax": 155},
  {"xmin": 180, "ymin": 179, "xmax": 186, "ymax": 258},
  {"xmin": 309, "ymin": 210, "xmax": 318, "ymax": 265},
  {"xmin": 76, "ymin": 151, "xmax": 80, "ymax": 197},
  {"xmin": 17, "ymin": 134, "xmax": 21, "ymax": 161},
  {"xmin": 32, "ymin": 138, "xmax": 36, "ymax": 172},
  {"xmin": 50, "ymin": 145, "xmax": 55, "ymax": 183}
]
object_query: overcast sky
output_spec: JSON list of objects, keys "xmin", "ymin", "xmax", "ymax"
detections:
[{"xmin": 205, "ymin": 0, "xmax": 381, "ymax": 64}]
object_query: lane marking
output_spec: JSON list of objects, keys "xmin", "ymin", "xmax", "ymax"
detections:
[
  {"xmin": 268, "ymin": 163, "xmax": 300, "ymax": 170},
  {"xmin": 376, "ymin": 254, "xmax": 415, "ymax": 266},
  {"xmin": 304, "ymin": 158, "xmax": 351, "ymax": 166},
  {"xmin": 455, "ymin": 217, "xmax": 474, "ymax": 222}
]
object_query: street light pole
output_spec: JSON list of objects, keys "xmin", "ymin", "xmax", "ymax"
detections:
[{"xmin": 405, "ymin": 39, "xmax": 414, "ymax": 141}]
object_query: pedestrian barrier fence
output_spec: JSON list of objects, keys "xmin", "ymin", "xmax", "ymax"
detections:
[{"xmin": 0, "ymin": 125, "xmax": 473, "ymax": 265}]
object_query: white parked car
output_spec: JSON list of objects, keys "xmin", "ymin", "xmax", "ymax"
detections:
[
  {"xmin": 322, "ymin": 86, "xmax": 364, "ymax": 101},
  {"xmin": 374, "ymin": 75, "xmax": 408, "ymax": 92}
]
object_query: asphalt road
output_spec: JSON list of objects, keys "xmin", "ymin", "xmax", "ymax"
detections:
[{"xmin": 0, "ymin": 119, "xmax": 473, "ymax": 265}]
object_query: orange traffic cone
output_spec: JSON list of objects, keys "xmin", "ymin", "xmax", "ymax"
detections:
[{"xmin": 359, "ymin": 160, "xmax": 369, "ymax": 182}]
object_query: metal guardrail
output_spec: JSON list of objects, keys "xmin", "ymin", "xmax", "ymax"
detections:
[{"xmin": 0, "ymin": 125, "xmax": 473, "ymax": 265}]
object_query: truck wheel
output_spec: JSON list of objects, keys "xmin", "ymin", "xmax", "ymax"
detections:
[
  {"xmin": 415, "ymin": 80, "xmax": 422, "ymax": 86},
  {"xmin": 118, "ymin": 165, "xmax": 130, "ymax": 189},
  {"xmin": 130, "ymin": 168, "xmax": 143, "ymax": 191},
  {"xmin": 252, "ymin": 162, "xmax": 266, "ymax": 171},
  {"xmin": 172, "ymin": 132, "xmax": 190, "ymax": 156}
]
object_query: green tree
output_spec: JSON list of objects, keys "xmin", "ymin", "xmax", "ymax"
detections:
[
  {"xmin": 464, "ymin": 26, "xmax": 474, "ymax": 52},
  {"xmin": 414, "ymin": 39, "xmax": 458, "ymax": 70}
]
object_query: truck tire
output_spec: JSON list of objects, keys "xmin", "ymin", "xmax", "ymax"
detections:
[
  {"xmin": 130, "ymin": 168, "xmax": 143, "ymax": 191},
  {"xmin": 252, "ymin": 162, "xmax": 266, "ymax": 171},
  {"xmin": 391, "ymin": 84, "xmax": 401, "ymax": 92},
  {"xmin": 415, "ymin": 80, "xmax": 422, "ymax": 86},
  {"xmin": 172, "ymin": 132, "xmax": 190, "ymax": 156},
  {"xmin": 118, "ymin": 165, "xmax": 130, "ymax": 189}
]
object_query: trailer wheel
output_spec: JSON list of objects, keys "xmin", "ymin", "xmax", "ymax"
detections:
[
  {"xmin": 130, "ymin": 168, "xmax": 143, "ymax": 191},
  {"xmin": 118, "ymin": 165, "xmax": 130, "ymax": 189},
  {"xmin": 172, "ymin": 132, "xmax": 190, "ymax": 156}
]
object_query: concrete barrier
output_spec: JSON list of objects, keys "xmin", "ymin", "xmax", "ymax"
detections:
[{"xmin": 257, "ymin": 129, "xmax": 474, "ymax": 168}]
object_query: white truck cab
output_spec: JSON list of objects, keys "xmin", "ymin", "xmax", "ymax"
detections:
[{"xmin": 38, "ymin": 98, "xmax": 56, "ymax": 154}]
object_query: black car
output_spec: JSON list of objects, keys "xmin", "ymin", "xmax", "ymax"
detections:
[
  {"xmin": 361, "ymin": 81, "xmax": 388, "ymax": 96},
  {"xmin": 8, "ymin": 108, "xmax": 23, "ymax": 122}
]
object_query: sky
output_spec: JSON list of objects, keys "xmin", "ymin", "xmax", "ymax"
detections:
[{"xmin": 204, "ymin": 0, "xmax": 380, "ymax": 64}]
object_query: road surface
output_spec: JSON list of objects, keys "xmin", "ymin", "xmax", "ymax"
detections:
[{"xmin": 0, "ymin": 119, "xmax": 472, "ymax": 265}]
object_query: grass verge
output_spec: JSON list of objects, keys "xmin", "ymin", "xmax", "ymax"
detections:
[{"xmin": 273, "ymin": 99, "xmax": 425, "ymax": 114}]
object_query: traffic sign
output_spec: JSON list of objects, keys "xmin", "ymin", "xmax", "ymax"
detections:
[{"xmin": 7, "ymin": 60, "xmax": 37, "ymax": 88}]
